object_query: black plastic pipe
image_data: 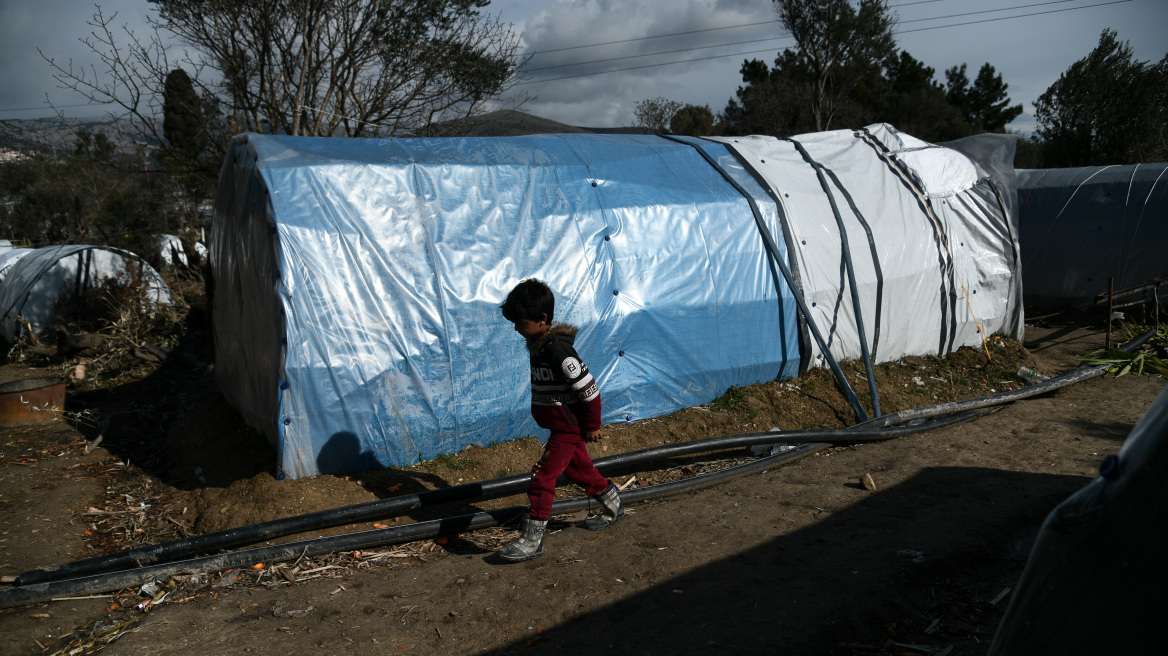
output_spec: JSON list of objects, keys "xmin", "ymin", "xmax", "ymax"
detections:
[
  {"xmin": 0, "ymin": 443, "xmax": 827, "ymax": 610},
  {"xmin": 0, "ymin": 407, "xmax": 996, "ymax": 609},
  {"xmin": 23, "ymin": 326, "xmax": 1151, "ymax": 587},
  {"xmin": 15, "ymin": 472, "xmax": 532, "ymax": 586},
  {"xmin": 660, "ymin": 134, "xmax": 870, "ymax": 422},
  {"xmin": 851, "ymin": 328, "xmax": 1158, "ymax": 430},
  {"xmin": 17, "ymin": 407, "xmax": 985, "ymax": 587},
  {"xmin": 0, "ymin": 403, "xmax": 1059, "ymax": 609},
  {"xmin": 788, "ymin": 137, "xmax": 882, "ymax": 418},
  {"xmin": 9, "ymin": 331, "xmax": 1151, "ymax": 604}
]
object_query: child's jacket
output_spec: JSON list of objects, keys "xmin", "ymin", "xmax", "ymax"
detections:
[{"xmin": 527, "ymin": 323, "xmax": 602, "ymax": 435}]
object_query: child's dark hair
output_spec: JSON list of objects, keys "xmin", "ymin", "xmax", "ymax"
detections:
[{"xmin": 500, "ymin": 278, "xmax": 555, "ymax": 323}]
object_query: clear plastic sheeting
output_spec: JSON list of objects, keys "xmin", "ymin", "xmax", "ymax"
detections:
[
  {"xmin": 212, "ymin": 133, "xmax": 802, "ymax": 478},
  {"xmin": 708, "ymin": 124, "xmax": 1023, "ymax": 368},
  {"xmin": 0, "ymin": 245, "xmax": 173, "ymax": 342},
  {"xmin": 0, "ymin": 249, "xmax": 32, "ymax": 285},
  {"xmin": 1017, "ymin": 163, "xmax": 1168, "ymax": 310},
  {"xmin": 989, "ymin": 385, "xmax": 1168, "ymax": 655}
]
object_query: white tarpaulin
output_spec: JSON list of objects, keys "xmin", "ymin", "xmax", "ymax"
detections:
[{"xmin": 710, "ymin": 124, "xmax": 1023, "ymax": 367}]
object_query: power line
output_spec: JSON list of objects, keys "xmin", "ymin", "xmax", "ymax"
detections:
[
  {"xmin": 515, "ymin": 46, "xmax": 785, "ymax": 86},
  {"xmin": 523, "ymin": 0, "xmax": 988, "ymax": 59},
  {"xmin": 897, "ymin": 0, "xmax": 1133, "ymax": 33},
  {"xmin": 526, "ymin": 35, "xmax": 791, "ymax": 73},
  {"xmin": 526, "ymin": 0, "xmax": 1081, "ymax": 75},
  {"xmin": 530, "ymin": 20, "xmax": 781, "ymax": 55},
  {"xmin": 519, "ymin": 0, "xmax": 1133, "ymax": 86},
  {"xmin": 902, "ymin": 0, "xmax": 1085, "ymax": 25}
]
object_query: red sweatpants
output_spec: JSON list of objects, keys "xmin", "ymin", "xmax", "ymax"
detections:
[{"xmin": 527, "ymin": 432, "xmax": 610, "ymax": 520}]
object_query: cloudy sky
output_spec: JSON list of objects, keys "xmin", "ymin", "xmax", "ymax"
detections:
[{"xmin": 2, "ymin": 0, "xmax": 1166, "ymax": 135}]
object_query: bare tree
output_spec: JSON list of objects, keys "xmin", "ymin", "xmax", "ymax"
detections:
[{"xmin": 42, "ymin": 1, "xmax": 527, "ymax": 147}]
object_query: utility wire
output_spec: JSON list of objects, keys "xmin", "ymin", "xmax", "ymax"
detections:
[
  {"xmin": 897, "ymin": 0, "xmax": 1132, "ymax": 34},
  {"xmin": 530, "ymin": 20, "xmax": 781, "ymax": 55},
  {"xmin": 527, "ymin": 36, "xmax": 790, "ymax": 73},
  {"xmin": 903, "ymin": 0, "xmax": 1086, "ymax": 24},
  {"xmin": 519, "ymin": 0, "xmax": 1133, "ymax": 86},
  {"xmin": 524, "ymin": 0, "xmax": 1073, "ymax": 61},
  {"xmin": 515, "ymin": 47, "xmax": 782, "ymax": 86},
  {"xmin": 526, "ymin": 0, "xmax": 1083, "ymax": 74}
]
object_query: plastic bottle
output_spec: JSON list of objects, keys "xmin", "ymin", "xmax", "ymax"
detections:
[{"xmin": 1017, "ymin": 366, "xmax": 1051, "ymax": 383}]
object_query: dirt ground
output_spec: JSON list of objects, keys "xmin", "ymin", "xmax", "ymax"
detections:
[{"xmin": 0, "ymin": 317, "xmax": 1164, "ymax": 656}]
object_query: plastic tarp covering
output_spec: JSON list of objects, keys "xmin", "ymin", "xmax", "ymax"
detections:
[
  {"xmin": 156, "ymin": 235, "xmax": 208, "ymax": 268},
  {"xmin": 708, "ymin": 124, "xmax": 1023, "ymax": 367},
  {"xmin": 212, "ymin": 133, "xmax": 802, "ymax": 478},
  {"xmin": 988, "ymin": 385, "xmax": 1168, "ymax": 654},
  {"xmin": 1017, "ymin": 163, "xmax": 1168, "ymax": 310},
  {"xmin": 0, "ymin": 245, "xmax": 173, "ymax": 342},
  {"xmin": 158, "ymin": 234, "xmax": 188, "ymax": 267},
  {"xmin": 0, "ymin": 249, "xmax": 32, "ymax": 285}
]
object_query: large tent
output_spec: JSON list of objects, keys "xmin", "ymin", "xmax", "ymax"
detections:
[
  {"xmin": 211, "ymin": 124, "xmax": 1022, "ymax": 479},
  {"xmin": 0, "ymin": 245, "xmax": 173, "ymax": 343},
  {"xmin": 1017, "ymin": 163, "xmax": 1168, "ymax": 310}
]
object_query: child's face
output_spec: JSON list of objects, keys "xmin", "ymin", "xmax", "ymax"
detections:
[{"xmin": 513, "ymin": 315, "xmax": 549, "ymax": 339}]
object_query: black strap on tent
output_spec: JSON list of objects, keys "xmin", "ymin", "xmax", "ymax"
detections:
[
  {"xmin": 706, "ymin": 140, "xmax": 814, "ymax": 374},
  {"xmin": 855, "ymin": 128, "xmax": 958, "ymax": 355},
  {"xmin": 660, "ymin": 134, "xmax": 869, "ymax": 423},
  {"xmin": 814, "ymin": 163, "xmax": 885, "ymax": 362},
  {"xmin": 786, "ymin": 138, "xmax": 882, "ymax": 418}
]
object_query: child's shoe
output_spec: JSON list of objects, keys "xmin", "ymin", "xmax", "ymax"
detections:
[
  {"xmin": 499, "ymin": 515, "xmax": 547, "ymax": 562},
  {"xmin": 583, "ymin": 483, "xmax": 626, "ymax": 531}
]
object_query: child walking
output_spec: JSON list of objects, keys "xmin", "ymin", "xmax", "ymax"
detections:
[{"xmin": 497, "ymin": 279, "xmax": 625, "ymax": 562}]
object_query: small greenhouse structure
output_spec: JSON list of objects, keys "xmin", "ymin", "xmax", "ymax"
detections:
[
  {"xmin": 0, "ymin": 245, "xmax": 173, "ymax": 343},
  {"xmin": 211, "ymin": 124, "xmax": 1023, "ymax": 479},
  {"xmin": 1017, "ymin": 163, "xmax": 1168, "ymax": 310}
]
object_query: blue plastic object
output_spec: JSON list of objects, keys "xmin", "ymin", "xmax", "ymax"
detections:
[{"xmin": 212, "ymin": 133, "xmax": 801, "ymax": 477}]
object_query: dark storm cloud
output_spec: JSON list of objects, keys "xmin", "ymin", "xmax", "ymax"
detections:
[{"xmin": 0, "ymin": 0, "xmax": 156, "ymax": 120}]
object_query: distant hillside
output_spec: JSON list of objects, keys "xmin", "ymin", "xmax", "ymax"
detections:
[
  {"xmin": 0, "ymin": 116, "xmax": 153, "ymax": 155},
  {"xmin": 0, "ymin": 110, "xmax": 648, "ymax": 155},
  {"xmin": 425, "ymin": 110, "xmax": 651, "ymax": 137}
]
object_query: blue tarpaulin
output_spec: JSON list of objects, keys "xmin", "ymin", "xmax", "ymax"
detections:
[
  {"xmin": 213, "ymin": 134, "xmax": 800, "ymax": 478},
  {"xmin": 212, "ymin": 128, "xmax": 1021, "ymax": 479}
]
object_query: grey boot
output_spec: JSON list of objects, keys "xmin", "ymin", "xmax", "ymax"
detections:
[
  {"xmin": 498, "ymin": 516, "xmax": 546, "ymax": 562},
  {"xmin": 583, "ymin": 483, "xmax": 626, "ymax": 531}
]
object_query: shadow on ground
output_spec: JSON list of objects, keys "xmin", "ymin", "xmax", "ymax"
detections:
[
  {"xmin": 488, "ymin": 465, "xmax": 1091, "ymax": 656},
  {"xmin": 61, "ymin": 314, "xmax": 274, "ymax": 491}
]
